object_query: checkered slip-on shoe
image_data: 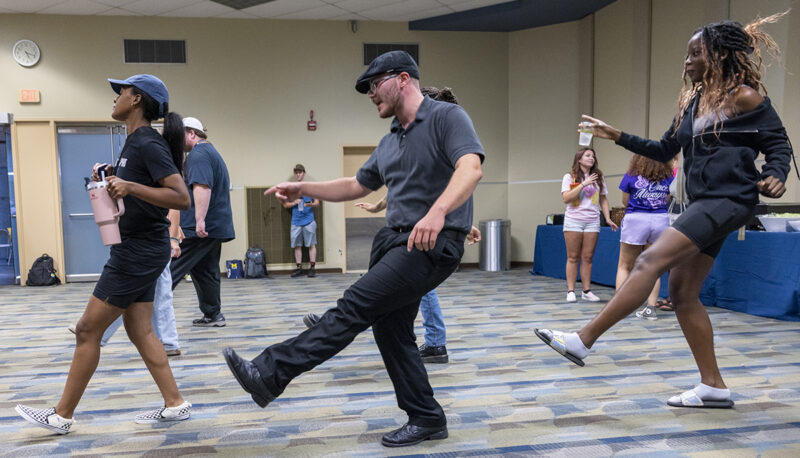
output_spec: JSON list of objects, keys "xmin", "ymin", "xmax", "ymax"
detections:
[
  {"xmin": 15, "ymin": 405, "xmax": 74, "ymax": 434},
  {"xmin": 134, "ymin": 401, "xmax": 191, "ymax": 424}
]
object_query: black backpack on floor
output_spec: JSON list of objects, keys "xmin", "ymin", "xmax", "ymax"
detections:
[
  {"xmin": 244, "ymin": 247, "xmax": 268, "ymax": 278},
  {"xmin": 26, "ymin": 253, "xmax": 61, "ymax": 286}
]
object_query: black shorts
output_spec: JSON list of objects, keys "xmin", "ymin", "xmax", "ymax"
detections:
[
  {"xmin": 671, "ymin": 198, "xmax": 754, "ymax": 258},
  {"xmin": 93, "ymin": 237, "xmax": 170, "ymax": 309}
]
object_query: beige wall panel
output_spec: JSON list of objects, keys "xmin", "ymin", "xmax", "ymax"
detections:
[
  {"xmin": 0, "ymin": 15, "xmax": 507, "ymax": 271},
  {"xmin": 342, "ymin": 149, "xmax": 384, "ymax": 219},
  {"xmin": 593, "ymin": 0, "xmax": 651, "ymax": 212},
  {"xmin": 508, "ymin": 20, "xmax": 583, "ymax": 263},
  {"xmin": 11, "ymin": 121, "xmax": 64, "ymax": 284}
]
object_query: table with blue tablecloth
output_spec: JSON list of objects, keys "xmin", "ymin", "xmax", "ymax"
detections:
[{"xmin": 532, "ymin": 225, "xmax": 800, "ymax": 321}]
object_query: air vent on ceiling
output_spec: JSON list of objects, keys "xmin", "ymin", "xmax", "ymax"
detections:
[
  {"xmin": 124, "ymin": 40, "xmax": 186, "ymax": 64},
  {"xmin": 211, "ymin": 0, "xmax": 276, "ymax": 9},
  {"xmin": 363, "ymin": 44, "xmax": 419, "ymax": 66}
]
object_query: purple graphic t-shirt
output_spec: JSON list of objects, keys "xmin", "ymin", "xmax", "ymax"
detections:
[{"xmin": 619, "ymin": 173, "xmax": 674, "ymax": 213}]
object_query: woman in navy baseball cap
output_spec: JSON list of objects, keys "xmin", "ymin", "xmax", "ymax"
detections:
[{"xmin": 15, "ymin": 75, "xmax": 193, "ymax": 434}]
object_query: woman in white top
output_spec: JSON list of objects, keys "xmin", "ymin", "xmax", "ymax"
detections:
[{"xmin": 560, "ymin": 147, "xmax": 618, "ymax": 302}]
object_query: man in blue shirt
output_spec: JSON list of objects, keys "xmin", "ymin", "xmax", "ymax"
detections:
[
  {"xmin": 283, "ymin": 164, "xmax": 319, "ymax": 277},
  {"xmin": 223, "ymin": 51, "xmax": 484, "ymax": 447},
  {"xmin": 170, "ymin": 117, "xmax": 235, "ymax": 327}
]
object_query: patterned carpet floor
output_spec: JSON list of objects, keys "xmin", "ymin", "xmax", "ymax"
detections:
[{"xmin": 1, "ymin": 267, "xmax": 800, "ymax": 456}]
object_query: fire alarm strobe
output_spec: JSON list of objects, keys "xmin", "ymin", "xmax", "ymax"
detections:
[{"xmin": 307, "ymin": 110, "xmax": 317, "ymax": 131}]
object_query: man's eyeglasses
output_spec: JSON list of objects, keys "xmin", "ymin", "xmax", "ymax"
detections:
[{"xmin": 368, "ymin": 73, "xmax": 399, "ymax": 95}]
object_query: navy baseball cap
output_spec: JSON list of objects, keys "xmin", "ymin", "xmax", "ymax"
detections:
[
  {"xmin": 108, "ymin": 74, "xmax": 169, "ymax": 117},
  {"xmin": 355, "ymin": 50, "xmax": 420, "ymax": 94}
]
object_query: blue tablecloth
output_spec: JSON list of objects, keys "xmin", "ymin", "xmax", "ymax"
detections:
[{"xmin": 532, "ymin": 225, "xmax": 800, "ymax": 321}]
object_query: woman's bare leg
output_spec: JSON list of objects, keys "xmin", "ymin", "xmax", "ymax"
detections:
[
  {"xmin": 577, "ymin": 228, "xmax": 700, "ymax": 347},
  {"xmin": 579, "ymin": 231, "xmax": 599, "ymax": 291},
  {"xmin": 616, "ymin": 243, "xmax": 642, "ymax": 290},
  {"xmin": 564, "ymin": 231, "xmax": 583, "ymax": 292},
  {"xmin": 669, "ymin": 253, "xmax": 726, "ymax": 388},
  {"xmin": 55, "ymin": 296, "xmax": 123, "ymax": 418},
  {"xmin": 123, "ymin": 301, "xmax": 184, "ymax": 406}
]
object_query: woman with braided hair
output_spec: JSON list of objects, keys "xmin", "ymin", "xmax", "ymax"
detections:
[{"xmin": 535, "ymin": 12, "xmax": 793, "ymax": 408}]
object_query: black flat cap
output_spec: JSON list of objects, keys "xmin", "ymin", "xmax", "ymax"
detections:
[{"xmin": 355, "ymin": 50, "xmax": 420, "ymax": 94}]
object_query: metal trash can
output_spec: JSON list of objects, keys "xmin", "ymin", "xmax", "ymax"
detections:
[{"xmin": 478, "ymin": 219, "xmax": 511, "ymax": 271}]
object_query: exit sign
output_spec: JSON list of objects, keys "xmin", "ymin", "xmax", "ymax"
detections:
[{"xmin": 20, "ymin": 89, "xmax": 40, "ymax": 103}]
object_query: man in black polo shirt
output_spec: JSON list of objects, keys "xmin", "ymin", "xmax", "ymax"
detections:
[{"xmin": 223, "ymin": 51, "xmax": 484, "ymax": 447}]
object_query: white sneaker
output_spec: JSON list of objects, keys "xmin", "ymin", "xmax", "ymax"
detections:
[
  {"xmin": 135, "ymin": 401, "xmax": 191, "ymax": 424},
  {"xmin": 566, "ymin": 291, "xmax": 577, "ymax": 302},
  {"xmin": 16, "ymin": 405, "xmax": 74, "ymax": 434},
  {"xmin": 581, "ymin": 291, "xmax": 600, "ymax": 302},
  {"xmin": 635, "ymin": 305, "xmax": 658, "ymax": 321}
]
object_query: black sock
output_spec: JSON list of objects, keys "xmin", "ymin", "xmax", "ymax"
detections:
[
  {"xmin": 296, "ymin": 263, "xmax": 302, "ymax": 269},
  {"xmin": 583, "ymin": 289, "xmax": 591, "ymax": 294},
  {"xmin": 568, "ymin": 290, "xmax": 574, "ymax": 293},
  {"xmin": 310, "ymin": 262, "xmax": 315, "ymax": 267}
]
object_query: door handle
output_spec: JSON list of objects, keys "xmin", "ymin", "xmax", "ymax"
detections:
[{"xmin": 68, "ymin": 213, "xmax": 94, "ymax": 217}]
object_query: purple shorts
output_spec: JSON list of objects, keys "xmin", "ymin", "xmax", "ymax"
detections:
[{"xmin": 620, "ymin": 212, "xmax": 669, "ymax": 245}]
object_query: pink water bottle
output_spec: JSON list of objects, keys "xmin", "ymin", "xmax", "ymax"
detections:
[{"xmin": 87, "ymin": 172, "xmax": 125, "ymax": 246}]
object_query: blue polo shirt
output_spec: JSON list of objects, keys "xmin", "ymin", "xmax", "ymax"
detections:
[{"xmin": 356, "ymin": 96, "xmax": 485, "ymax": 233}]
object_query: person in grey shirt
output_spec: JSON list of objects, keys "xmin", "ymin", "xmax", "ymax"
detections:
[{"xmin": 223, "ymin": 50, "xmax": 484, "ymax": 448}]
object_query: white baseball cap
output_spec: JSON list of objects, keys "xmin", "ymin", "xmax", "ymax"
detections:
[{"xmin": 183, "ymin": 116, "xmax": 205, "ymax": 132}]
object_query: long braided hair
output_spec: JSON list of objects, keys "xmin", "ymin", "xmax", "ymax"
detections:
[{"xmin": 672, "ymin": 11, "xmax": 786, "ymax": 133}]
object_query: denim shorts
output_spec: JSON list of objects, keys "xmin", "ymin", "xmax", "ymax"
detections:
[
  {"xmin": 671, "ymin": 198, "xmax": 754, "ymax": 257},
  {"xmin": 563, "ymin": 216, "xmax": 600, "ymax": 233},
  {"xmin": 620, "ymin": 212, "xmax": 669, "ymax": 245}
]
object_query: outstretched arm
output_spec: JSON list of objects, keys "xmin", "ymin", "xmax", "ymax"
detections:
[
  {"xmin": 265, "ymin": 176, "xmax": 371, "ymax": 205},
  {"xmin": 408, "ymin": 153, "xmax": 483, "ymax": 252}
]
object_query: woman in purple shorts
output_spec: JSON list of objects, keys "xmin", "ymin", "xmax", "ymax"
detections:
[{"xmin": 616, "ymin": 155, "xmax": 675, "ymax": 320}]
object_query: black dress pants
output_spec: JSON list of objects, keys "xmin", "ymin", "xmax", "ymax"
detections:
[
  {"xmin": 170, "ymin": 237, "xmax": 223, "ymax": 318},
  {"xmin": 252, "ymin": 226, "xmax": 464, "ymax": 427}
]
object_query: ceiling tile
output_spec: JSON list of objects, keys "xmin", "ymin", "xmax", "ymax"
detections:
[
  {"xmin": 38, "ymin": 0, "xmax": 115, "ymax": 15},
  {"xmin": 328, "ymin": 11, "xmax": 368, "ymax": 21},
  {"xmin": 97, "ymin": 7, "xmax": 143, "ymax": 15},
  {"xmin": 160, "ymin": 1, "xmax": 235, "ymax": 17},
  {"xmin": 0, "ymin": 0, "xmax": 66, "ymax": 13},
  {"xmin": 241, "ymin": 0, "xmax": 326, "ymax": 18},
  {"xmin": 329, "ymin": 0, "xmax": 403, "ymax": 12},
  {"xmin": 91, "ymin": 0, "xmax": 137, "ymax": 7},
  {"xmin": 122, "ymin": 0, "xmax": 202, "ymax": 15},
  {"xmin": 361, "ymin": 1, "xmax": 452, "ymax": 22},
  {"xmin": 277, "ymin": 3, "xmax": 344, "ymax": 19}
]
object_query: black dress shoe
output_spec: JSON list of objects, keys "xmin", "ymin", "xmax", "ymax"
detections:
[
  {"xmin": 302, "ymin": 313, "xmax": 320, "ymax": 329},
  {"xmin": 222, "ymin": 347, "xmax": 276, "ymax": 408},
  {"xmin": 381, "ymin": 423, "xmax": 448, "ymax": 447}
]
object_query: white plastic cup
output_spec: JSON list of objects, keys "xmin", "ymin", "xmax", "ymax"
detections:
[{"xmin": 578, "ymin": 122, "xmax": 593, "ymax": 146}]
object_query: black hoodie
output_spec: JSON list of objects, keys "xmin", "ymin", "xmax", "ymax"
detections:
[{"xmin": 616, "ymin": 96, "xmax": 792, "ymax": 205}]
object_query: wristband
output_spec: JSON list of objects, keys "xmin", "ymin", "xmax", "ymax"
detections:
[{"xmin": 170, "ymin": 237, "xmax": 180, "ymax": 243}]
